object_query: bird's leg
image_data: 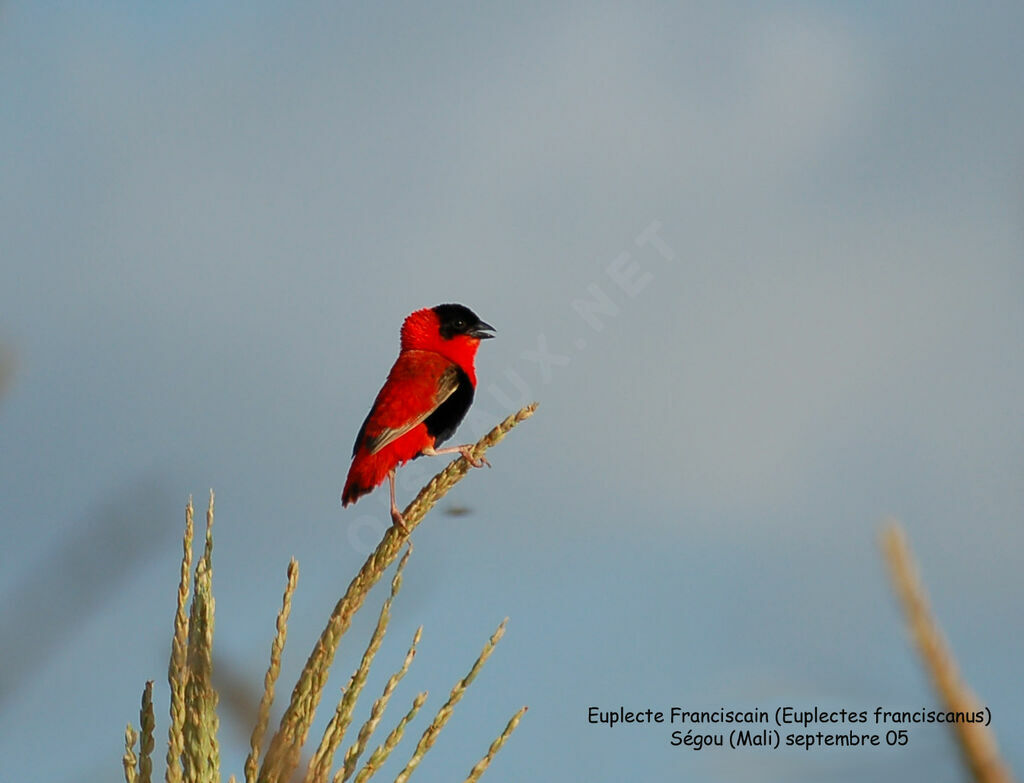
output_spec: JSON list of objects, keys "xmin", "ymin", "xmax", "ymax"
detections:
[
  {"xmin": 421, "ymin": 444, "xmax": 491, "ymax": 469},
  {"xmin": 388, "ymin": 469, "xmax": 408, "ymax": 531}
]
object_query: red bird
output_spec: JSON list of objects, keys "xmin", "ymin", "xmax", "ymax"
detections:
[{"xmin": 342, "ymin": 304, "xmax": 495, "ymax": 529}]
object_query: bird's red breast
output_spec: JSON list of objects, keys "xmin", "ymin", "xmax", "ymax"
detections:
[{"xmin": 341, "ymin": 304, "xmax": 494, "ymax": 508}]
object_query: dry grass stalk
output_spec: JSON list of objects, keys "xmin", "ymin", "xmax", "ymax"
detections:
[
  {"xmin": 140, "ymin": 680, "xmax": 156, "ymax": 783},
  {"xmin": 166, "ymin": 498, "xmax": 195, "ymax": 783},
  {"xmin": 463, "ymin": 705, "xmax": 528, "ymax": 783},
  {"xmin": 351, "ymin": 692, "xmax": 428, "ymax": 783},
  {"xmin": 245, "ymin": 558, "xmax": 300, "ymax": 783},
  {"xmin": 306, "ymin": 547, "xmax": 413, "ymax": 783},
  {"xmin": 402, "ymin": 404, "xmax": 538, "ymax": 531},
  {"xmin": 125, "ymin": 724, "xmax": 140, "ymax": 783},
  {"xmin": 128, "ymin": 405, "xmax": 535, "ymax": 783},
  {"xmin": 334, "ymin": 625, "xmax": 423, "ymax": 783},
  {"xmin": 881, "ymin": 523, "xmax": 1016, "ymax": 783},
  {"xmin": 183, "ymin": 490, "xmax": 220, "ymax": 783},
  {"xmin": 393, "ymin": 619, "xmax": 508, "ymax": 783},
  {"xmin": 257, "ymin": 403, "xmax": 537, "ymax": 783}
]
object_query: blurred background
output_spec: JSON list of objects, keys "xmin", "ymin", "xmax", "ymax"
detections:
[{"xmin": 1, "ymin": 2, "xmax": 1022, "ymax": 781}]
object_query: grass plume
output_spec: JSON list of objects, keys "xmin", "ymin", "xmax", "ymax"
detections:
[
  {"xmin": 244, "ymin": 559, "xmax": 299, "ymax": 783},
  {"xmin": 140, "ymin": 681, "xmax": 156, "ymax": 783},
  {"xmin": 305, "ymin": 547, "xmax": 414, "ymax": 783},
  {"xmin": 166, "ymin": 498, "xmax": 194, "ymax": 783},
  {"xmin": 124, "ymin": 405, "xmax": 537, "ymax": 783},
  {"xmin": 351, "ymin": 692, "xmax": 428, "ymax": 783},
  {"xmin": 124, "ymin": 724, "xmax": 139, "ymax": 783},
  {"xmin": 182, "ymin": 491, "xmax": 220, "ymax": 783},
  {"xmin": 334, "ymin": 625, "xmax": 423, "ymax": 783},
  {"xmin": 393, "ymin": 620, "xmax": 508, "ymax": 783},
  {"xmin": 463, "ymin": 706, "xmax": 528, "ymax": 783},
  {"xmin": 258, "ymin": 403, "xmax": 536, "ymax": 782}
]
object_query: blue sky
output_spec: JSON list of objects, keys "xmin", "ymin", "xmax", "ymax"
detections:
[{"xmin": 1, "ymin": 2, "xmax": 1022, "ymax": 781}]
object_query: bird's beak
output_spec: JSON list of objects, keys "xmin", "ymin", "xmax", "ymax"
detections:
[{"xmin": 470, "ymin": 321, "xmax": 496, "ymax": 339}]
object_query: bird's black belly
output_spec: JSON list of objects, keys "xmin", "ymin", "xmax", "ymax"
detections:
[{"xmin": 422, "ymin": 367, "xmax": 474, "ymax": 448}]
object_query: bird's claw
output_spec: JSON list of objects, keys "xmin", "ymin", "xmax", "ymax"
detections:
[
  {"xmin": 391, "ymin": 508, "xmax": 409, "ymax": 532},
  {"xmin": 460, "ymin": 448, "xmax": 491, "ymax": 469}
]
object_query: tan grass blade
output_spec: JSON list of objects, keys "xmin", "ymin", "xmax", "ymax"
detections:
[
  {"xmin": 258, "ymin": 405, "xmax": 537, "ymax": 783},
  {"xmin": 139, "ymin": 680, "xmax": 156, "ymax": 783},
  {"xmin": 182, "ymin": 491, "xmax": 220, "ymax": 783},
  {"xmin": 462, "ymin": 706, "xmax": 527, "ymax": 783},
  {"xmin": 881, "ymin": 523, "xmax": 1016, "ymax": 783},
  {"xmin": 166, "ymin": 498, "xmax": 195, "ymax": 783},
  {"xmin": 351, "ymin": 692, "xmax": 428, "ymax": 783},
  {"xmin": 124, "ymin": 724, "xmax": 139, "ymax": 783},
  {"xmin": 393, "ymin": 620, "xmax": 508, "ymax": 783},
  {"xmin": 244, "ymin": 558, "xmax": 299, "ymax": 783},
  {"xmin": 333, "ymin": 626, "xmax": 422, "ymax": 783},
  {"xmin": 305, "ymin": 546, "xmax": 413, "ymax": 783}
]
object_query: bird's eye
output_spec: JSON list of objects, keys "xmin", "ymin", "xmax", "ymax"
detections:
[{"xmin": 453, "ymin": 319, "xmax": 466, "ymax": 330}]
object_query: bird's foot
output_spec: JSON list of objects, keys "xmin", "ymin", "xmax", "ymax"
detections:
[
  {"xmin": 391, "ymin": 507, "xmax": 409, "ymax": 532},
  {"xmin": 459, "ymin": 446, "xmax": 491, "ymax": 469}
]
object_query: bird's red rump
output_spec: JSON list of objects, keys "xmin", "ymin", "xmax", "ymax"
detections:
[{"xmin": 341, "ymin": 426, "xmax": 431, "ymax": 506}]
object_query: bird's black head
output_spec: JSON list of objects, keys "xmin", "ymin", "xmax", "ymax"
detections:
[{"xmin": 432, "ymin": 304, "xmax": 495, "ymax": 340}]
